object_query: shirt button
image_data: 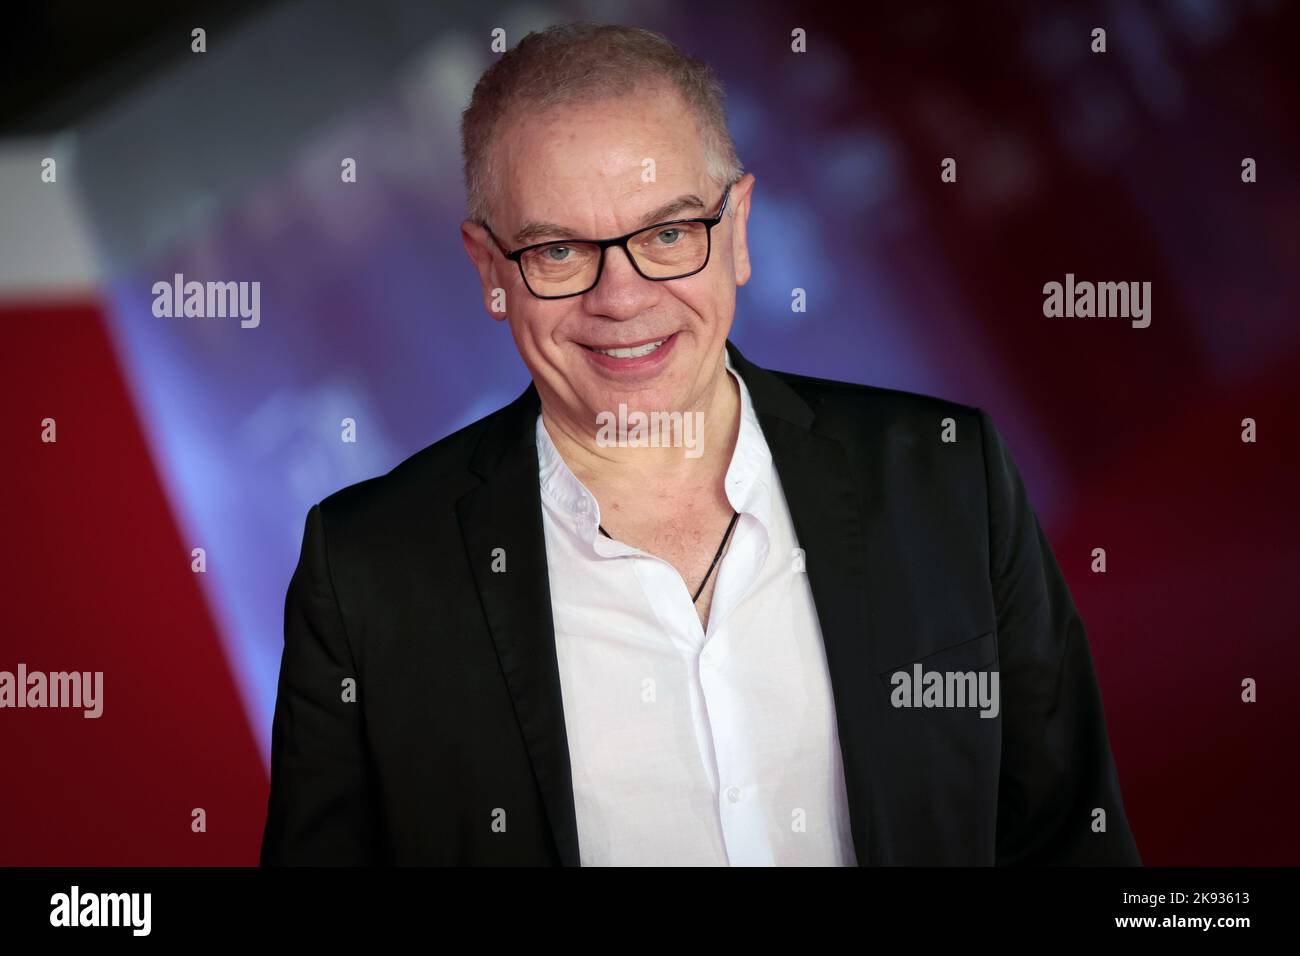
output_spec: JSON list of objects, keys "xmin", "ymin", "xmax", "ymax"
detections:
[
  {"xmin": 576, "ymin": 498, "xmax": 588, "ymax": 513},
  {"xmin": 725, "ymin": 786, "xmax": 742, "ymax": 803}
]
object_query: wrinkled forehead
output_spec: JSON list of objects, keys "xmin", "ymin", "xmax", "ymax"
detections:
[{"xmin": 488, "ymin": 88, "xmax": 713, "ymax": 234}]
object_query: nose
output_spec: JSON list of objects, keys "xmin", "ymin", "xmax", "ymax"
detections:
[{"xmin": 583, "ymin": 242, "xmax": 658, "ymax": 317}]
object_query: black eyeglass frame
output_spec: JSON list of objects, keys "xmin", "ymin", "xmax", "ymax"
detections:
[{"xmin": 482, "ymin": 183, "xmax": 735, "ymax": 300}]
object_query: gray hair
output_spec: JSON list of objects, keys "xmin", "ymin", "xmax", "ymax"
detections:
[{"xmin": 460, "ymin": 22, "xmax": 744, "ymax": 227}]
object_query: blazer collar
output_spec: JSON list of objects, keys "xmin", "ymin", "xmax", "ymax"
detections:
[{"xmin": 457, "ymin": 339, "xmax": 874, "ymax": 866}]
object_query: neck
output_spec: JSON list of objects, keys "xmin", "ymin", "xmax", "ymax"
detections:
[{"xmin": 540, "ymin": 358, "xmax": 741, "ymax": 494}]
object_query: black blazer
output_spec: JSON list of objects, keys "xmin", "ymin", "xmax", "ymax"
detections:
[{"xmin": 260, "ymin": 340, "xmax": 1140, "ymax": 866}]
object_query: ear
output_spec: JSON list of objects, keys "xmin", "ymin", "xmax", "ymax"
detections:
[
  {"xmin": 728, "ymin": 172, "xmax": 756, "ymax": 287},
  {"xmin": 461, "ymin": 219, "xmax": 510, "ymax": 322}
]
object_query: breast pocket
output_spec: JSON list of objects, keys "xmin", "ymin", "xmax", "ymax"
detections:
[{"xmin": 873, "ymin": 629, "xmax": 999, "ymax": 687}]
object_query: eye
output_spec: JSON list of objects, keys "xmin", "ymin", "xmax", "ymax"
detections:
[
  {"xmin": 543, "ymin": 245, "xmax": 571, "ymax": 261},
  {"xmin": 654, "ymin": 228, "xmax": 681, "ymax": 245}
]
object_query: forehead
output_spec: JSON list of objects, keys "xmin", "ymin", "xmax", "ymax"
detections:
[{"xmin": 491, "ymin": 86, "xmax": 712, "ymax": 228}]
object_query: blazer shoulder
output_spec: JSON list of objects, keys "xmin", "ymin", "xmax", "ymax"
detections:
[
  {"xmin": 314, "ymin": 396, "xmax": 515, "ymax": 535},
  {"xmin": 768, "ymin": 366, "xmax": 984, "ymax": 438}
]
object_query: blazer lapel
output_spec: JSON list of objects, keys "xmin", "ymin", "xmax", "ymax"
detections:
[
  {"xmin": 456, "ymin": 382, "xmax": 581, "ymax": 866},
  {"xmin": 726, "ymin": 340, "xmax": 876, "ymax": 866}
]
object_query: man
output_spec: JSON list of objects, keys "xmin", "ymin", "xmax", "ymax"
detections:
[{"xmin": 260, "ymin": 23, "xmax": 1140, "ymax": 866}]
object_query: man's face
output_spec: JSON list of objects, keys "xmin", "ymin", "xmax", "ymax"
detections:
[{"xmin": 462, "ymin": 84, "xmax": 755, "ymax": 430}]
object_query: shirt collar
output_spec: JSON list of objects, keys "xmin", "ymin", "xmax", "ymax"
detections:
[{"xmin": 535, "ymin": 347, "xmax": 773, "ymax": 549}]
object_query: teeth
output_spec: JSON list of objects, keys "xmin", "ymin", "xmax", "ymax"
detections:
[{"xmin": 592, "ymin": 337, "xmax": 667, "ymax": 358}]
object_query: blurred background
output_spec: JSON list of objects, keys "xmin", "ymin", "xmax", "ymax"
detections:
[{"xmin": 1, "ymin": 0, "xmax": 1296, "ymax": 865}]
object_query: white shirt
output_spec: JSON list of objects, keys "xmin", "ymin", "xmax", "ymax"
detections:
[{"xmin": 535, "ymin": 350, "xmax": 858, "ymax": 866}]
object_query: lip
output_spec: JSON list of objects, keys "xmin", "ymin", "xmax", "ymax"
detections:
[
  {"xmin": 579, "ymin": 333, "xmax": 674, "ymax": 351},
  {"xmin": 579, "ymin": 331, "xmax": 680, "ymax": 374}
]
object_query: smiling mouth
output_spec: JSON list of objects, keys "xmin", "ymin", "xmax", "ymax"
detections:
[{"xmin": 579, "ymin": 334, "xmax": 674, "ymax": 358}]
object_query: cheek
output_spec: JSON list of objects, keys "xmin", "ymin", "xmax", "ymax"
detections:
[
  {"xmin": 512, "ymin": 305, "xmax": 571, "ymax": 351},
  {"xmin": 678, "ymin": 276, "xmax": 732, "ymax": 327}
]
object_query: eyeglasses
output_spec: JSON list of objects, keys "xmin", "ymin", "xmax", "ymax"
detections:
[{"xmin": 483, "ymin": 184, "xmax": 733, "ymax": 300}]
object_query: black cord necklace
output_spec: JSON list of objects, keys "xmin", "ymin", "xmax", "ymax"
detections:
[{"xmin": 599, "ymin": 510, "xmax": 740, "ymax": 604}]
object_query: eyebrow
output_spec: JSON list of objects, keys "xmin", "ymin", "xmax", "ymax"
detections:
[{"xmin": 510, "ymin": 193, "xmax": 708, "ymax": 247}]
